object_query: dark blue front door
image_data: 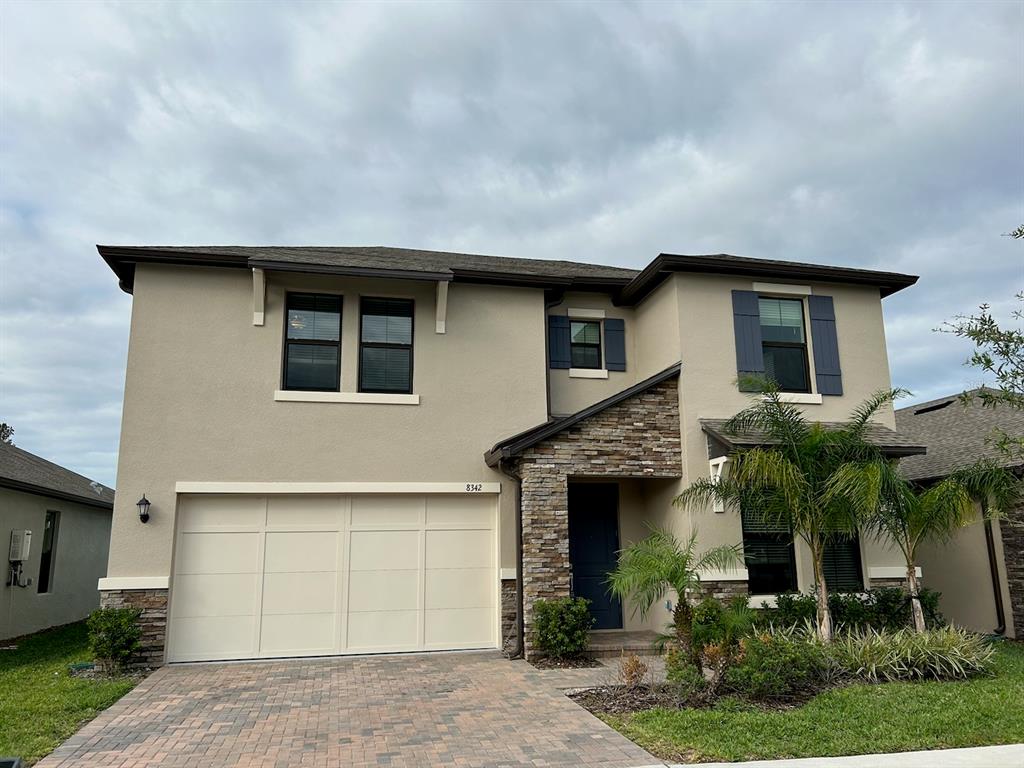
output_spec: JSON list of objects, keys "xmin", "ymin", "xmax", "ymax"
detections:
[{"xmin": 568, "ymin": 483, "xmax": 623, "ymax": 630}]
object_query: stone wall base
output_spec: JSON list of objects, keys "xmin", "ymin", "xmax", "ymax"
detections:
[
  {"xmin": 1002, "ymin": 506, "xmax": 1024, "ymax": 639},
  {"xmin": 99, "ymin": 588, "xmax": 168, "ymax": 668},
  {"xmin": 689, "ymin": 579, "xmax": 750, "ymax": 603},
  {"xmin": 500, "ymin": 578, "xmax": 518, "ymax": 655},
  {"xmin": 869, "ymin": 578, "xmax": 907, "ymax": 591}
]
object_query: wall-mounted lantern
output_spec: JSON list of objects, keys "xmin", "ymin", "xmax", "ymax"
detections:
[{"xmin": 136, "ymin": 495, "xmax": 151, "ymax": 524}]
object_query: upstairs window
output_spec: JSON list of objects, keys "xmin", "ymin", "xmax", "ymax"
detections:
[
  {"xmin": 284, "ymin": 293, "xmax": 342, "ymax": 391},
  {"xmin": 37, "ymin": 510, "xmax": 59, "ymax": 594},
  {"xmin": 360, "ymin": 298, "xmax": 414, "ymax": 393},
  {"xmin": 570, "ymin": 320, "xmax": 602, "ymax": 369},
  {"xmin": 759, "ymin": 297, "xmax": 810, "ymax": 393},
  {"xmin": 741, "ymin": 505, "xmax": 797, "ymax": 595}
]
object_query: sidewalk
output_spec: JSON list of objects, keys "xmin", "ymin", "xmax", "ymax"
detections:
[{"xmin": 657, "ymin": 744, "xmax": 1024, "ymax": 768}]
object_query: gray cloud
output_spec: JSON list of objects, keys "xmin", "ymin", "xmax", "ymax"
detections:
[{"xmin": 1, "ymin": 0, "xmax": 1021, "ymax": 487}]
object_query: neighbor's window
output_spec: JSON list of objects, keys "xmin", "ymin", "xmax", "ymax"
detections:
[
  {"xmin": 37, "ymin": 510, "xmax": 60, "ymax": 594},
  {"xmin": 570, "ymin": 320, "xmax": 602, "ymax": 369},
  {"xmin": 823, "ymin": 533, "xmax": 864, "ymax": 592},
  {"xmin": 360, "ymin": 298, "xmax": 414, "ymax": 393},
  {"xmin": 284, "ymin": 293, "xmax": 342, "ymax": 391},
  {"xmin": 741, "ymin": 505, "xmax": 797, "ymax": 595},
  {"xmin": 759, "ymin": 297, "xmax": 810, "ymax": 393}
]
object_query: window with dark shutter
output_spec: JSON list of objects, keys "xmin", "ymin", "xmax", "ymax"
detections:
[
  {"xmin": 741, "ymin": 506, "xmax": 798, "ymax": 595},
  {"xmin": 823, "ymin": 533, "xmax": 864, "ymax": 592},
  {"xmin": 759, "ymin": 297, "xmax": 811, "ymax": 393},
  {"xmin": 283, "ymin": 293, "xmax": 342, "ymax": 391},
  {"xmin": 569, "ymin": 320, "xmax": 602, "ymax": 369},
  {"xmin": 359, "ymin": 298, "xmax": 414, "ymax": 394}
]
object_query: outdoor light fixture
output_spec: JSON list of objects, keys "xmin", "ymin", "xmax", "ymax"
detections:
[{"xmin": 136, "ymin": 495, "xmax": 151, "ymax": 524}]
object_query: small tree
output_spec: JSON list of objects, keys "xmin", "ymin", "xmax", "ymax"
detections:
[
  {"xmin": 607, "ymin": 528, "xmax": 741, "ymax": 670},
  {"xmin": 0, "ymin": 423, "xmax": 13, "ymax": 445},
  {"xmin": 833, "ymin": 458, "xmax": 1020, "ymax": 631},
  {"xmin": 676, "ymin": 384, "xmax": 906, "ymax": 641}
]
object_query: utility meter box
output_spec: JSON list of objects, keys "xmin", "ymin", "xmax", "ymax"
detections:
[{"xmin": 9, "ymin": 530, "xmax": 31, "ymax": 562}]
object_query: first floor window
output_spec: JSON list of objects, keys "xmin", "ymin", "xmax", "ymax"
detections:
[
  {"xmin": 759, "ymin": 297, "xmax": 810, "ymax": 393},
  {"xmin": 284, "ymin": 293, "xmax": 342, "ymax": 391},
  {"xmin": 823, "ymin": 533, "xmax": 864, "ymax": 592},
  {"xmin": 741, "ymin": 506, "xmax": 797, "ymax": 595},
  {"xmin": 360, "ymin": 297, "xmax": 414, "ymax": 393},
  {"xmin": 37, "ymin": 510, "xmax": 59, "ymax": 594},
  {"xmin": 570, "ymin": 320, "xmax": 602, "ymax": 369}
]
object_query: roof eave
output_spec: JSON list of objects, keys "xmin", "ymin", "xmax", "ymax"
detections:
[{"xmin": 0, "ymin": 477, "xmax": 114, "ymax": 510}]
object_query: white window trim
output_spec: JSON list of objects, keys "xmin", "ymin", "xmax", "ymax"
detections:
[
  {"xmin": 567, "ymin": 307, "xmax": 606, "ymax": 319},
  {"xmin": 709, "ymin": 456, "xmax": 729, "ymax": 513},
  {"xmin": 775, "ymin": 392, "xmax": 823, "ymax": 405},
  {"xmin": 98, "ymin": 576, "xmax": 170, "ymax": 591},
  {"xmin": 699, "ymin": 567, "xmax": 749, "ymax": 582},
  {"xmin": 275, "ymin": 390, "xmax": 420, "ymax": 405},
  {"xmin": 748, "ymin": 594, "xmax": 779, "ymax": 609},
  {"xmin": 500, "ymin": 568, "xmax": 516, "ymax": 580},
  {"xmin": 869, "ymin": 566, "xmax": 921, "ymax": 579},
  {"xmin": 174, "ymin": 481, "xmax": 501, "ymax": 494},
  {"xmin": 752, "ymin": 281, "xmax": 812, "ymax": 296},
  {"xmin": 569, "ymin": 368, "xmax": 609, "ymax": 379}
]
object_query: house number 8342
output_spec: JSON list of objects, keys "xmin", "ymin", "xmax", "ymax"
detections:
[{"xmin": 465, "ymin": 483, "xmax": 483, "ymax": 492}]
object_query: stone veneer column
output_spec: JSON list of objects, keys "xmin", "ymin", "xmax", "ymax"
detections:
[
  {"xmin": 1001, "ymin": 504, "xmax": 1024, "ymax": 638},
  {"xmin": 500, "ymin": 578, "xmax": 518, "ymax": 654},
  {"xmin": 99, "ymin": 588, "xmax": 168, "ymax": 668}
]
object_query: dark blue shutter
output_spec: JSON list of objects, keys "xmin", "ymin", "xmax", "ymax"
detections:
[
  {"xmin": 604, "ymin": 318, "xmax": 626, "ymax": 371},
  {"xmin": 732, "ymin": 290, "xmax": 764, "ymax": 391},
  {"xmin": 808, "ymin": 295, "xmax": 843, "ymax": 396},
  {"xmin": 548, "ymin": 315, "xmax": 571, "ymax": 369}
]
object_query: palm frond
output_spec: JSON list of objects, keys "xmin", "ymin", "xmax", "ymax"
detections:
[{"xmin": 845, "ymin": 388, "xmax": 910, "ymax": 437}]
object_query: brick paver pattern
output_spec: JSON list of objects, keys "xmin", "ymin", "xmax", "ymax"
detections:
[{"xmin": 36, "ymin": 651, "xmax": 659, "ymax": 768}]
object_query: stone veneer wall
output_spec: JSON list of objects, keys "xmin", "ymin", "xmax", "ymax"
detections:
[
  {"xmin": 869, "ymin": 578, "xmax": 906, "ymax": 591},
  {"xmin": 99, "ymin": 588, "xmax": 168, "ymax": 668},
  {"xmin": 690, "ymin": 580, "xmax": 750, "ymax": 603},
  {"xmin": 513, "ymin": 377, "xmax": 682, "ymax": 658},
  {"xmin": 500, "ymin": 578, "xmax": 517, "ymax": 654},
  {"xmin": 1002, "ymin": 504, "xmax": 1024, "ymax": 639}
]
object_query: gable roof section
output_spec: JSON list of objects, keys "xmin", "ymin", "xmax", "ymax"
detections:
[
  {"xmin": 895, "ymin": 388, "xmax": 1024, "ymax": 481},
  {"xmin": 484, "ymin": 362, "xmax": 681, "ymax": 466},
  {"xmin": 0, "ymin": 442, "xmax": 115, "ymax": 510},
  {"xmin": 700, "ymin": 418, "xmax": 926, "ymax": 458},
  {"xmin": 97, "ymin": 245, "xmax": 917, "ymax": 302}
]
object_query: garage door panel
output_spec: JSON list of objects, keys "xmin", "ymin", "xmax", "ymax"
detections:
[
  {"xmin": 267, "ymin": 495, "xmax": 343, "ymax": 527},
  {"xmin": 262, "ymin": 571, "xmax": 337, "ymax": 615},
  {"xmin": 424, "ymin": 568, "xmax": 492, "ymax": 610},
  {"xmin": 171, "ymin": 573, "xmax": 259, "ymax": 618},
  {"xmin": 351, "ymin": 495, "xmax": 424, "ymax": 527},
  {"xmin": 179, "ymin": 496, "xmax": 265, "ymax": 531},
  {"xmin": 349, "ymin": 530, "xmax": 419, "ymax": 570},
  {"xmin": 176, "ymin": 532, "xmax": 260, "ymax": 574},
  {"xmin": 425, "ymin": 608, "xmax": 493, "ymax": 647},
  {"xmin": 261, "ymin": 613, "xmax": 336, "ymax": 653},
  {"xmin": 347, "ymin": 569, "xmax": 419, "ymax": 612},
  {"xmin": 425, "ymin": 529, "xmax": 492, "ymax": 569},
  {"xmin": 264, "ymin": 531, "xmax": 338, "ymax": 572},
  {"xmin": 426, "ymin": 495, "xmax": 492, "ymax": 526},
  {"xmin": 347, "ymin": 610, "xmax": 419, "ymax": 650},
  {"xmin": 169, "ymin": 615, "xmax": 257, "ymax": 659}
]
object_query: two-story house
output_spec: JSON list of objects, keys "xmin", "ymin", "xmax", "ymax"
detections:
[{"xmin": 97, "ymin": 245, "xmax": 922, "ymax": 664}]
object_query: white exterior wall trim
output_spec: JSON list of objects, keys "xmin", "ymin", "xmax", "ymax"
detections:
[
  {"xmin": 567, "ymin": 307, "xmax": 606, "ymax": 319},
  {"xmin": 274, "ymin": 391, "xmax": 421, "ymax": 405},
  {"xmin": 752, "ymin": 282, "xmax": 813, "ymax": 296},
  {"xmin": 869, "ymin": 566, "xmax": 921, "ymax": 579},
  {"xmin": 776, "ymin": 392, "xmax": 823, "ymax": 404},
  {"xmin": 569, "ymin": 368, "xmax": 609, "ymax": 379},
  {"xmin": 98, "ymin": 576, "xmax": 170, "ymax": 590},
  {"xmin": 174, "ymin": 481, "xmax": 502, "ymax": 494},
  {"xmin": 699, "ymin": 567, "xmax": 749, "ymax": 582}
]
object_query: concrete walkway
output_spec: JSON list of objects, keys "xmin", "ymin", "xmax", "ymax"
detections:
[{"xmin": 682, "ymin": 744, "xmax": 1024, "ymax": 768}]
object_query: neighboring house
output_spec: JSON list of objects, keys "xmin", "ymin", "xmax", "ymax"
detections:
[
  {"xmin": 896, "ymin": 391, "xmax": 1024, "ymax": 639},
  {"xmin": 1, "ymin": 442, "xmax": 114, "ymax": 640},
  {"xmin": 97, "ymin": 245, "xmax": 922, "ymax": 664}
]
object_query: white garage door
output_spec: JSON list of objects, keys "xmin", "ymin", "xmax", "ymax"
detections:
[{"xmin": 167, "ymin": 493, "xmax": 498, "ymax": 662}]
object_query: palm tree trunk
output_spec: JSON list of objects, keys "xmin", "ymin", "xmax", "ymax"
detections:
[
  {"xmin": 672, "ymin": 598, "xmax": 698, "ymax": 668},
  {"xmin": 907, "ymin": 562, "xmax": 926, "ymax": 632},
  {"xmin": 811, "ymin": 538, "xmax": 834, "ymax": 642}
]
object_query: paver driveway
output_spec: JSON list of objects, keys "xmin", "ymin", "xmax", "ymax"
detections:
[{"xmin": 36, "ymin": 651, "xmax": 660, "ymax": 768}]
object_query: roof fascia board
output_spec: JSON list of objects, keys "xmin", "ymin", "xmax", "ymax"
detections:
[
  {"xmin": 249, "ymin": 259, "xmax": 453, "ymax": 283},
  {"xmin": 0, "ymin": 477, "xmax": 114, "ymax": 510}
]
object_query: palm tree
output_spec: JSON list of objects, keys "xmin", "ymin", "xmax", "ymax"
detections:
[
  {"xmin": 676, "ymin": 383, "xmax": 906, "ymax": 641},
  {"xmin": 607, "ymin": 528, "xmax": 742, "ymax": 668},
  {"xmin": 832, "ymin": 458, "xmax": 1019, "ymax": 632}
]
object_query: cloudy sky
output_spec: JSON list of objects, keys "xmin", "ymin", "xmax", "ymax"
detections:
[{"xmin": 1, "ymin": 1, "xmax": 1021, "ymax": 488}]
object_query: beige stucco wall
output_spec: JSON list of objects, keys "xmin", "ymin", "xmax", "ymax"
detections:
[
  {"xmin": 108, "ymin": 264, "xmax": 549, "ymax": 578},
  {"xmin": 1, "ymin": 488, "xmax": 111, "ymax": 640},
  {"xmin": 917, "ymin": 504, "xmax": 1015, "ymax": 637}
]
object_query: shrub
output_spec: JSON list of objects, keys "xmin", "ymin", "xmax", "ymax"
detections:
[
  {"xmin": 767, "ymin": 587, "xmax": 944, "ymax": 632},
  {"xmin": 616, "ymin": 653, "xmax": 649, "ymax": 689},
  {"xmin": 531, "ymin": 597, "xmax": 593, "ymax": 659},
  {"xmin": 87, "ymin": 607, "xmax": 142, "ymax": 672},
  {"xmin": 665, "ymin": 647, "xmax": 706, "ymax": 695},
  {"xmin": 724, "ymin": 631, "xmax": 827, "ymax": 700},
  {"xmin": 830, "ymin": 626, "xmax": 994, "ymax": 682}
]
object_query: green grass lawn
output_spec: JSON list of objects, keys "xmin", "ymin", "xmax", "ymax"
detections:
[
  {"xmin": 604, "ymin": 641, "xmax": 1024, "ymax": 763},
  {"xmin": 0, "ymin": 622, "xmax": 137, "ymax": 765}
]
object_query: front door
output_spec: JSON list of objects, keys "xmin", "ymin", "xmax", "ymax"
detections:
[{"xmin": 568, "ymin": 483, "xmax": 623, "ymax": 630}]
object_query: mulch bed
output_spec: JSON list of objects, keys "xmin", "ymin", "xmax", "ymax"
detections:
[
  {"xmin": 528, "ymin": 656, "xmax": 603, "ymax": 670},
  {"xmin": 569, "ymin": 684, "xmax": 696, "ymax": 714}
]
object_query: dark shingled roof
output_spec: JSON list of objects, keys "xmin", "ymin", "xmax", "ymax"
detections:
[
  {"xmin": 700, "ymin": 418, "xmax": 926, "ymax": 458},
  {"xmin": 0, "ymin": 442, "xmax": 115, "ymax": 509},
  {"xmin": 97, "ymin": 245, "xmax": 918, "ymax": 302},
  {"xmin": 895, "ymin": 388, "xmax": 1024, "ymax": 481}
]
